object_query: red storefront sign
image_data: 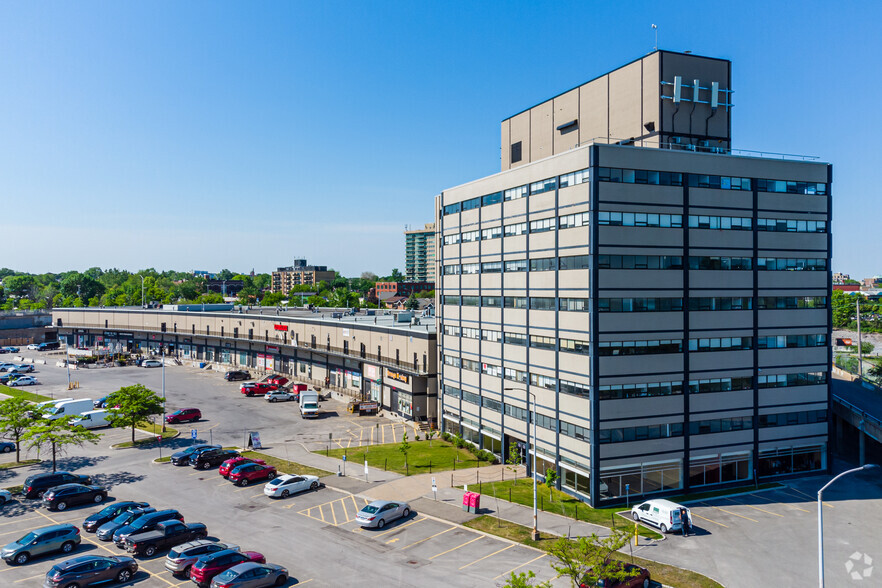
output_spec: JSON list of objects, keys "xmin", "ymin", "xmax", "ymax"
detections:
[{"xmin": 273, "ymin": 324, "xmax": 288, "ymax": 331}]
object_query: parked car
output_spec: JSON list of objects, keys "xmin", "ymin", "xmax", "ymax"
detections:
[
  {"xmin": 355, "ymin": 500, "xmax": 411, "ymax": 529},
  {"xmin": 28, "ymin": 398, "xmax": 73, "ymax": 419},
  {"xmin": 23, "ymin": 471, "xmax": 92, "ymax": 499},
  {"xmin": 209, "ymin": 562, "xmax": 288, "ymax": 588},
  {"xmin": 142, "ymin": 359, "xmax": 163, "ymax": 368},
  {"xmin": 630, "ymin": 499, "xmax": 692, "ymax": 534},
  {"xmin": 7, "ymin": 375, "xmax": 39, "ymax": 387},
  {"xmin": 224, "ymin": 370, "xmax": 251, "ymax": 381},
  {"xmin": 240, "ymin": 382, "xmax": 277, "ymax": 397},
  {"xmin": 83, "ymin": 502, "xmax": 150, "ymax": 533},
  {"xmin": 189, "ymin": 549, "xmax": 265, "ymax": 588},
  {"xmin": 44, "ymin": 555, "xmax": 138, "ymax": 587},
  {"xmin": 36, "ymin": 342, "xmax": 60, "ymax": 351},
  {"xmin": 264, "ymin": 390, "xmax": 294, "ymax": 403},
  {"xmin": 218, "ymin": 457, "xmax": 266, "ymax": 478},
  {"xmin": 96, "ymin": 508, "xmax": 156, "ymax": 541},
  {"xmin": 113, "ymin": 509, "xmax": 185, "ymax": 547},
  {"xmin": 0, "ymin": 373, "xmax": 22, "ymax": 384},
  {"xmin": 10, "ymin": 364, "xmax": 35, "ymax": 373},
  {"xmin": 166, "ymin": 408, "xmax": 202, "ymax": 424},
  {"xmin": 43, "ymin": 484, "xmax": 108, "ymax": 511},
  {"xmin": 1, "ymin": 524, "xmax": 81, "ymax": 565},
  {"xmin": 1, "ymin": 346, "xmax": 19, "ymax": 353},
  {"xmin": 0, "ymin": 363, "xmax": 19, "ymax": 372},
  {"xmin": 93, "ymin": 395, "xmax": 113, "ymax": 408},
  {"xmin": 265, "ymin": 375, "xmax": 289, "ymax": 387},
  {"xmin": 27, "ymin": 343, "xmax": 42, "ymax": 351},
  {"xmin": 170, "ymin": 444, "xmax": 221, "ymax": 466},
  {"xmin": 192, "ymin": 449, "xmax": 240, "ymax": 470},
  {"xmin": 124, "ymin": 520, "xmax": 208, "ymax": 557},
  {"xmin": 0, "ymin": 441, "xmax": 14, "ymax": 453},
  {"xmin": 228, "ymin": 463, "xmax": 277, "ymax": 487},
  {"xmin": 0, "ymin": 488, "xmax": 12, "ymax": 506},
  {"xmin": 263, "ymin": 474, "xmax": 320, "ymax": 498},
  {"xmin": 579, "ymin": 563, "xmax": 650, "ymax": 588},
  {"xmin": 165, "ymin": 540, "xmax": 239, "ymax": 577}
]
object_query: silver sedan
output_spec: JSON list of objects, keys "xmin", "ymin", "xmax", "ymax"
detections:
[{"xmin": 355, "ymin": 500, "xmax": 411, "ymax": 529}]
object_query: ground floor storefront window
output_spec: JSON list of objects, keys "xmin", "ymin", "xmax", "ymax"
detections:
[
  {"xmin": 689, "ymin": 451, "xmax": 751, "ymax": 487},
  {"xmin": 561, "ymin": 464, "xmax": 591, "ymax": 499},
  {"xmin": 599, "ymin": 459, "xmax": 682, "ymax": 499},
  {"xmin": 759, "ymin": 444, "xmax": 825, "ymax": 477}
]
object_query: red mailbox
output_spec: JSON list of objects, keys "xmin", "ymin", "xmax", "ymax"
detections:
[{"xmin": 468, "ymin": 492, "xmax": 481, "ymax": 513}]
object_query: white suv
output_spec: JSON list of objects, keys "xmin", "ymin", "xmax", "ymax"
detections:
[{"xmin": 265, "ymin": 390, "xmax": 295, "ymax": 403}]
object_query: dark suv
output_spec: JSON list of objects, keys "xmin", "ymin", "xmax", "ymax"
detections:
[
  {"xmin": 23, "ymin": 471, "xmax": 92, "ymax": 499},
  {"xmin": 224, "ymin": 370, "xmax": 251, "ymax": 381},
  {"xmin": 191, "ymin": 449, "xmax": 240, "ymax": 470},
  {"xmin": 113, "ymin": 509, "xmax": 184, "ymax": 547},
  {"xmin": 170, "ymin": 444, "xmax": 221, "ymax": 466}
]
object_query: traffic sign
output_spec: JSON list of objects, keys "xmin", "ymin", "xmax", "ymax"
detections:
[
  {"xmin": 342, "ymin": 454, "xmax": 347, "ymax": 462},
  {"xmin": 190, "ymin": 429, "xmax": 197, "ymax": 440}
]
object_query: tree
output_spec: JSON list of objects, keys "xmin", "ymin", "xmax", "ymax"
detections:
[
  {"xmin": 105, "ymin": 384, "xmax": 165, "ymax": 444},
  {"xmin": 398, "ymin": 431, "xmax": 411, "ymax": 471},
  {"xmin": 502, "ymin": 570, "xmax": 552, "ymax": 588},
  {"xmin": 404, "ymin": 293, "xmax": 420, "ymax": 311},
  {"xmin": 849, "ymin": 342, "xmax": 874, "ymax": 355},
  {"xmin": 0, "ymin": 397, "xmax": 35, "ymax": 462},
  {"xmin": 360, "ymin": 271, "xmax": 378, "ymax": 282},
  {"xmin": 506, "ymin": 441, "xmax": 521, "ymax": 478},
  {"xmin": 545, "ymin": 468, "xmax": 559, "ymax": 503},
  {"xmin": 868, "ymin": 363, "xmax": 882, "ymax": 379},
  {"xmin": 547, "ymin": 531, "xmax": 635, "ymax": 588},
  {"xmin": 425, "ymin": 429, "xmax": 436, "ymax": 447},
  {"xmin": 22, "ymin": 416, "xmax": 102, "ymax": 472}
]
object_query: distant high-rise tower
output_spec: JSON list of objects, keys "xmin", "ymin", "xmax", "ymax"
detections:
[{"xmin": 405, "ymin": 223, "xmax": 436, "ymax": 282}]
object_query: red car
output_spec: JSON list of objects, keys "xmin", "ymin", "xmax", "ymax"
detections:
[
  {"xmin": 239, "ymin": 382, "xmax": 277, "ymax": 397},
  {"xmin": 189, "ymin": 549, "xmax": 265, "ymax": 587},
  {"xmin": 266, "ymin": 375, "xmax": 289, "ymax": 387},
  {"xmin": 165, "ymin": 408, "xmax": 202, "ymax": 424},
  {"xmin": 579, "ymin": 563, "xmax": 650, "ymax": 588},
  {"xmin": 218, "ymin": 457, "xmax": 266, "ymax": 478},
  {"xmin": 228, "ymin": 463, "xmax": 277, "ymax": 486}
]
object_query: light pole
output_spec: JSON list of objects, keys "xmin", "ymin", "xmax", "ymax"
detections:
[
  {"xmin": 139, "ymin": 276, "xmax": 145, "ymax": 308},
  {"xmin": 161, "ymin": 346, "xmax": 167, "ymax": 432},
  {"xmin": 505, "ymin": 386, "xmax": 539, "ymax": 540},
  {"xmin": 818, "ymin": 463, "xmax": 878, "ymax": 587}
]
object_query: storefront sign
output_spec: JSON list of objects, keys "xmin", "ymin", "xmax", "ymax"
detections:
[
  {"xmin": 365, "ymin": 365, "xmax": 380, "ymax": 381},
  {"xmin": 266, "ymin": 345, "xmax": 279, "ymax": 353},
  {"xmin": 385, "ymin": 369, "xmax": 409, "ymax": 384},
  {"xmin": 273, "ymin": 324, "xmax": 288, "ymax": 331},
  {"xmin": 104, "ymin": 331, "xmax": 117, "ymax": 337},
  {"xmin": 118, "ymin": 332, "xmax": 134, "ymax": 338}
]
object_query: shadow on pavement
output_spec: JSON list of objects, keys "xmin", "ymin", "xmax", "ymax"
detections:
[
  {"xmin": 92, "ymin": 471, "xmax": 146, "ymax": 490},
  {"xmin": 35, "ymin": 455, "xmax": 109, "ymax": 472}
]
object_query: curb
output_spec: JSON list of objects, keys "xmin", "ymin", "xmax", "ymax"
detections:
[
  {"xmin": 109, "ymin": 429, "xmax": 181, "ymax": 450},
  {"xmin": 0, "ymin": 460, "xmax": 42, "ymax": 471}
]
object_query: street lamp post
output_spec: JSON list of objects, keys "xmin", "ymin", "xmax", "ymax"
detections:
[
  {"xmin": 818, "ymin": 464, "xmax": 878, "ymax": 587},
  {"xmin": 139, "ymin": 276, "xmax": 145, "ymax": 308},
  {"xmin": 505, "ymin": 386, "xmax": 539, "ymax": 541},
  {"xmin": 161, "ymin": 347, "xmax": 167, "ymax": 432}
]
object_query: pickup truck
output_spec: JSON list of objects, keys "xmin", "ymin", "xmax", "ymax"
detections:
[{"xmin": 124, "ymin": 520, "xmax": 208, "ymax": 557}]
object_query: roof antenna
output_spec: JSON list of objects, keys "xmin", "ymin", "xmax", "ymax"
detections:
[{"xmin": 651, "ymin": 24, "xmax": 658, "ymax": 51}]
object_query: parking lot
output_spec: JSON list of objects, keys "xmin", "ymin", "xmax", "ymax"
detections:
[
  {"xmin": 0, "ymin": 354, "xmax": 559, "ymax": 587},
  {"xmin": 635, "ymin": 466, "xmax": 882, "ymax": 587}
]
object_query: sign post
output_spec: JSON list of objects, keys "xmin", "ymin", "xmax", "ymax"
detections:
[
  {"xmin": 364, "ymin": 459, "xmax": 369, "ymax": 483},
  {"xmin": 342, "ymin": 454, "xmax": 347, "ymax": 477},
  {"xmin": 432, "ymin": 476, "xmax": 437, "ymax": 501},
  {"xmin": 190, "ymin": 429, "xmax": 197, "ymax": 444}
]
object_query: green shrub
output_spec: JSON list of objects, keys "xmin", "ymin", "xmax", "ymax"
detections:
[{"xmin": 441, "ymin": 432, "xmax": 452, "ymax": 442}]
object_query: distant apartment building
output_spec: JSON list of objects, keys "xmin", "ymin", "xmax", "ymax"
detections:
[
  {"xmin": 405, "ymin": 223, "xmax": 436, "ymax": 282},
  {"xmin": 437, "ymin": 50, "xmax": 831, "ymax": 507},
  {"xmin": 861, "ymin": 277, "xmax": 882, "ymax": 289},
  {"xmin": 271, "ymin": 260, "xmax": 335, "ymax": 294},
  {"xmin": 832, "ymin": 272, "xmax": 850, "ymax": 284},
  {"xmin": 375, "ymin": 282, "xmax": 435, "ymax": 302}
]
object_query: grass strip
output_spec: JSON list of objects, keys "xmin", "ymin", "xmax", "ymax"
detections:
[
  {"xmin": 242, "ymin": 451, "xmax": 332, "ymax": 478},
  {"xmin": 464, "ymin": 515, "xmax": 723, "ymax": 588},
  {"xmin": 113, "ymin": 422, "xmax": 179, "ymax": 448},
  {"xmin": 463, "ymin": 478, "xmax": 662, "ymax": 539},
  {"xmin": 320, "ymin": 440, "xmax": 494, "ymax": 476},
  {"xmin": 0, "ymin": 459, "xmax": 40, "ymax": 470},
  {"xmin": 0, "ymin": 385, "xmax": 52, "ymax": 402}
]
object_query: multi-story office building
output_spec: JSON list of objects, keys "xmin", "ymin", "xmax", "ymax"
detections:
[
  {"xmin": 436, "ymin": 50, "xmax": 831, "ymax": 506},
  {"xmin": 405, "ymin": 223, "xmax": 436, "ymax": 282},
  {"xmin": 271, "ymin": 260, "xmax": 335, "ymax": 294}
]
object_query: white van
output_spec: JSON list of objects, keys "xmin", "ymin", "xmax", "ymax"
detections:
[
  {"xmin": 631, "ymin": 499, "xmax": 692, "ymax": 533},
  {"xmin": 72, "ymin": 409, "xmax": 110, "ymax": 429},
  {"xmin": 44, "ymin": 398, "xmax": 94, "ymax": 421},
  {"xmin": 299, "ymin": 390, "xmax": 320, "ymax": 418},
  {"xmin": 31, "ymin": 398, "xmax": 73, "ymax": 415}
]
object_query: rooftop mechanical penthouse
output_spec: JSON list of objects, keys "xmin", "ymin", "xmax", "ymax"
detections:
[{"xmin": 435, "ymin": 50, "xmax": 831, "ymax": 507}]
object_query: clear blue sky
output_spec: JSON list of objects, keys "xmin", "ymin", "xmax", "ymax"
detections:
[{"xmin": 1, "ymin": 1, "xmax": 879, "ymax": 278}]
